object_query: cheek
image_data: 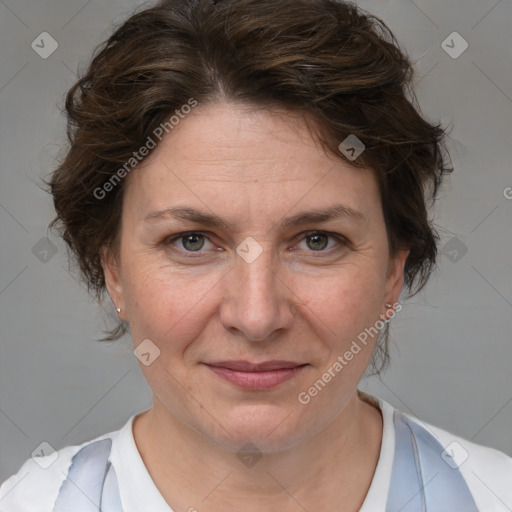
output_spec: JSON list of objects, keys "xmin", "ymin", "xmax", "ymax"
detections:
[
  {"xmin": 121, "ymin": 257, "xmax": 220, "ymax": 344},
  {"xmin": 121, "ymin": 242, "xmax": 386, "ymax": 358},
  {"xmin": 296, "ymin": 264, "xmax": 384, "ymax": 339}
]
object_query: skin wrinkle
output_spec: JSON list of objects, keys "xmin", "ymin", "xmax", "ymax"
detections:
[
  {"xmin": 49, "ymin": 0, "xmax": 451, "ymax": 359},
  {"xmin": 102, "ymin": 101, "xmax": 408, "ymax": 512},
  {"xmin": 44, "ymin": 2, "xmax": 453, "ymax": 503}
]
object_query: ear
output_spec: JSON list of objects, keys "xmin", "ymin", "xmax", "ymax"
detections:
[
  {"xmin": 384, "ymin": 248, "xmax": 410, "ymax": 305},
  {"xmin": 101, "ymin": 245, "xmax": 126, "ymax": 321}
]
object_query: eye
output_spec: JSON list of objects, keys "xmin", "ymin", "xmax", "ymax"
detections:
[
  {"xmin": 165, "ymin": 232, "xmax": 216, "ymax": 254},
  {"xmin": 295, "ymin": 231, "xmax": 348, "ymax": 254},
  {"xmin": 162, "ymin": 230, "xmax": 348, "ymax": 258}
]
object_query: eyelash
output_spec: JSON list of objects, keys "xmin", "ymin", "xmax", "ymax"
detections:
[{"xmin": 162, "ymin": 230, "xmax": 349, "ymax": 257}]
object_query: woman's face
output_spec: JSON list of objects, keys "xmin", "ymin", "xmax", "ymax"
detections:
[{"xmin": 104, "ymin": 101, "xmax": 408, "ymax": 452}]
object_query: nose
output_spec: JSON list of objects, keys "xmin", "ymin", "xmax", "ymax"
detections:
[{"xmin": 218, "ymin": 243, "xmax": 295, "ymax": 342}]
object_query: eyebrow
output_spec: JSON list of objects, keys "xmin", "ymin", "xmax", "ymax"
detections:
[{"xmin": 144, "ymin": 204, "xmax": 366, "ymax": 230}]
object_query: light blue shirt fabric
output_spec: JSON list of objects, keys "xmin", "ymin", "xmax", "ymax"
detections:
[
  {"xmin": 51, "ymin": 408, "xmax": 479, "ymax": 511},
  {"xmin": 2, "ymin": 393, "xmax": 511, "ymax": 511}
]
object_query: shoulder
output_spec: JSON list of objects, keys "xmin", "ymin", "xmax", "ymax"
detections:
[
  {"xmin": 0, "ymin": 430, "xmax": 117, "ymax": 510},
  {"xmin": 401, "ymin": 408, "xmax": 512, "ymax": 472},
  {"xmin": 362, "ymin": 391, "xmax": 512, "ymax": 511},
  {"xmin": 399, "ymin": 408, "xmax": 512, "ymax": 511}
]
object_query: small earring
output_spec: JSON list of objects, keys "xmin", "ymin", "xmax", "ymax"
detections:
[
  {"xmin": 116, "ymin": 307, "xmax": 121, "ymax": 313},
  {"xmin": 381, "ymin": 303, "xmax": 393, "ymax": 325}
]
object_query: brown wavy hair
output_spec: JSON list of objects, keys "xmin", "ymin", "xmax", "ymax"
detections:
[{"xmin": 48, "ymin": 0, "xmax": 453, "ymax": 375}]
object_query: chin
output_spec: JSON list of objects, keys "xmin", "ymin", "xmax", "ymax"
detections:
[{"xmin": 198, "ymin": 404, "xmax": 313, "ymax": 454}]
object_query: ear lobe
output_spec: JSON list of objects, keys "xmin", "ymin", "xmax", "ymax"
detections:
[{"xmin": 101, "ymin": 246, "xmax": 124, "ymax": 316}]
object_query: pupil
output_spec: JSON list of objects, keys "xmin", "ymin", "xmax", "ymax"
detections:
[
  {"xmin": 308, "ymin": 234, "xmax": 327, "ymax": 250},
  {"xmin": 181, "ymin": 234, "xmax": 327, "ymax": 252},
  {"xmin": 184, "ymin": 234, "xmax": 204, "ymax": 251}
]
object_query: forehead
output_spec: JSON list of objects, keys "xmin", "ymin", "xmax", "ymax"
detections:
[{"xmin": 122, "ymin": 101, "xmax": 380, "ymax": 221}]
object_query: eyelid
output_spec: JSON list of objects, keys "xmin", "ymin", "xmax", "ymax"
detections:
[
  {"xmin": 163, "ymin": 231, "xmax": 217, "ymax": 255},
  {"xmin": 293, "ymin": 230, "xmax": 350, "ymax": 252},
  {"xmin": 163, "ymin": 230, "xmax": 349, "ymax": 255}
]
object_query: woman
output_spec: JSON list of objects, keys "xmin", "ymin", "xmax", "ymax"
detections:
[{"xmin": 1, "ymin": 0, "xmax": 511, "ymax": 510}]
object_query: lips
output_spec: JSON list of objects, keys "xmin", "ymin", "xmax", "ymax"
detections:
[
  {"xmin": 205, "ymin": 360, "xmax": 304, "ymax": 371},
  {"xmin": 203, "ymin": 360, "xmax": 308, "ymax": 389}
]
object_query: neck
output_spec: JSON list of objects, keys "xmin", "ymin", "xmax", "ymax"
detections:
[{"xmin": 133, "ymin": 390, "xmax": 382, "ymax": 512}]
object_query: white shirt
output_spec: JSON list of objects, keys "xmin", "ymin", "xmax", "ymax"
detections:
[{"xmin": 1, "ymin": 391, "xmax": 511, "ymax": 511}]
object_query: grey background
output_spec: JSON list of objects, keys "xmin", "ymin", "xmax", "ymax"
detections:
[{"xmin": 1, "ymin": 0, "xmax": 511, "ymax": 483}]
